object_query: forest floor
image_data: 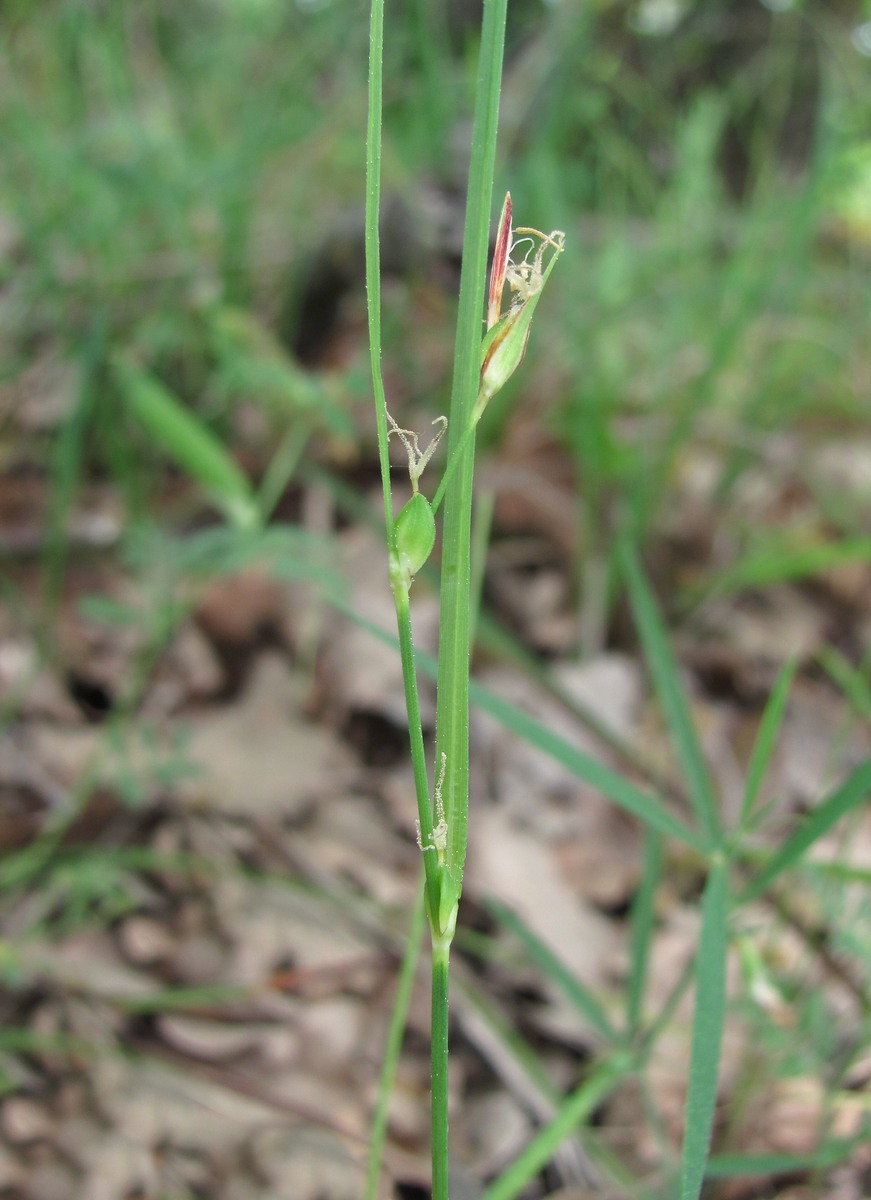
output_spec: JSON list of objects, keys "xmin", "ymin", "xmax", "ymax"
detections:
[{"xmin": 1, "ymin": 296, "xmax": 871, "ymax": 1200}]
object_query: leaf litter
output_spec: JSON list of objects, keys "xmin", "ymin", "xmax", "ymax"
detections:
[{"xmin": 1, "ymin": 308, "xmax": 871, "ymax": 1200}]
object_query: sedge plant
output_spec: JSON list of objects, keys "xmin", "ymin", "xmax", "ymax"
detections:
[
  {"xmin": 366, "ymin": 4, "xmax": 871, "ymax": 1198},
  {"xmin": 106, "ymin": 6, "xmax": 871, "ymax": 1192},
  {"xmin": 365, "ymin": 0, "xmax": 564, "ymax": 1194}
]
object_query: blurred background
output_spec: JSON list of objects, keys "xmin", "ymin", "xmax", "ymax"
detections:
[{"xmin": 1, "ymin": 1, "xmax": 871, "ymax": 1197}]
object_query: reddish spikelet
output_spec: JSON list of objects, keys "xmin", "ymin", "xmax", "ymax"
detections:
[{"xmin": 487, "ymin": 193, "xmax": 512, "ymax": 330}]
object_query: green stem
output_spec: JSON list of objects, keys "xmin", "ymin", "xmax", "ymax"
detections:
[
  {"xmin": 428, "ymin": 7, "xmax": 507, "ymax": 1189},
  {"xmin": 435, "ymin": 0, "xmax": 508, "ymax": 897},
  {"xmin": 394, "ymin": 585, "xmax": 441, "ymax": 900},
  {"xmin": 366, "ymin": 0, "xmax": 440, "ymax": 903},
  {"xmin": 469, "ymin": 489, "xmax": 495, "ymax": 647},
  {"xmin": 431, "ymin": 937, "xmax": 452, "ymax": 1200},
  {"xmin": 367, "ymin": 4, "xmax": 509, "ymax": 1198},
  {"xmin": 365, "ymin": 0, "xmax": 396, "ymax": 545},
  {"xmin": 431, "ymin": 410, "xmax": 479, "ymax": 515}
]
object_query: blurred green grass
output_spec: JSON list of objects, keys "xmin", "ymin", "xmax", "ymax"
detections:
[
  {"xmin": 2, "ymin": 5, "xmax": 871, "ymax": 1194},
  {"xmin": 3, "ymin": 0, "xmax": 869, "ymax": 629}
]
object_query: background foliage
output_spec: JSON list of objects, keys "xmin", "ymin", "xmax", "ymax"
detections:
[{"xmin": 1, "ymin": 1, "xmax": 871, "ymax": 1197}]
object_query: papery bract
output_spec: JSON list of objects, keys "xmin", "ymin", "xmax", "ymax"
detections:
[{"xmin": 478, "ymin": 217, "xmax": 565, "ymax": 411}]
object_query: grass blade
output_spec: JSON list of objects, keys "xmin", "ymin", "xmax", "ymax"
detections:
[
  {"xmin": 706, "ymin": 1140, "xmax": 857, "ymax": 1178},
  {"xmin": 435, "ymin": 0, "xmax": 508, "ymax": 892},
  {"xmin": 619, "ymin": 539, "xmax": 720, "ymax": 848},
  {"xmin": 626, "ymin": 828, "xmax": 663, "ymax": 1038},
  {"xmin": 114, "ymin": 358, "xmax": 258, "ymax": 529},
  {"xmin": 689, "ymin": 537, "xmax": 871, "ymax": 602},
  {"xmin": 485, "ymin": 897, "xmax": 621, "ymax": 1045},
  {"xmin": 679, "ymin": 857, "xmax": 729, "ymax": 1200},
  {"xmin": 817, "ymin": 645, "xmax": 871, "ymax": 724},
  {"xmin": 738, "ymin": 757, "xmax": 871, "ymax": 904},
  {"xmin": 479, "ymin": 1055, "xmax": 630, "ymax": 1200},
  {"xmin": 467, "ymin": 676, "xmax": 704, "ymax": 850},
  {"xmin": 738, "ymin": 657, "xmax": 797, "ymax": 833}
]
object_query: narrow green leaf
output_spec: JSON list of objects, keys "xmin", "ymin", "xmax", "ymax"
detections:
[
  {"xmin": 365, "ymin": 0, "xmax": 442, "ymax": 929},
  {"xmin": 469, "ymin": 490, "xmax": 495, "ymax": 647},
  {"xmin": 468, "ymin": 677, "xmax": 704, "ymax": 849},
  {"xmin": 114, "ymin": 357, "xmax": 258, "ymax": 529},
  {"xmin": 479, "ymin": 1055, "xmax": 630, "ymax": 1200},
  {"xmin": 690, "ymin": 537, "xmax": 871, "ymax": 602},
  {"xmin": 738, "ymin": 757, "xmax": 871, "ymax": 904},
  {"xmin": 817, "ymin": 645, "xmax": 871, "ymax": 725},
  {"xmin": 738, "ymin": 658, "xmax": 797, "ymax": 833},
  {"xmin": 435, "ymin": 0, "xmax": 509, "ymax": 895},
  {"xmin": 804, "ymin": 860, "xmax": 871, "ymax": 886},
  {"xmin": 626, "ymin": 829, "xmax": 663, "ymax": 1037},
  {"xmin": 485, "ymin": 898, "xmax": 620, "ymax": 1045},
  {"xmin": 706, "ymin": 1139, "xmax": 856, "ymax": 1177},
  {"xmin": 619, "ymin": 540, "xmax": 720, "ymax": 848},
  {"xmin": 679, "ymin": 857, "xmax": 729, "ymax": 1200}
]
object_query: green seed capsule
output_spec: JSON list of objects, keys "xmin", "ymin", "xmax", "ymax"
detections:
[{"xmin": 394, "ymin": 492, "xmax": 436, "ymax": 581}]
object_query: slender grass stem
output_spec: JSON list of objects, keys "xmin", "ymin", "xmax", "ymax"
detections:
[
  {"xmin": 435, "ymin": 0, "xmax": 508, "ymax": 904},
  {"xmin": 428, "ymin": 6, "xmax": 508, "ymax": 1194},
  {"xmin": 431, "ymin": 414, "xmax": 478, "ymax": 515},
  {"xmin": 364, "ymin": 0, "xmax": 394, "ymax": 544},
  {"xmin": 394, "ymin": 587, "xmax": 441, "ymax": 887},
  {"xmin": 366, "ymin": 0, "xmax": 440, "ymax": 903},
  {"xmin": 431, "ymin": 938, "xmax": 452, "ymax": 1200},
  {"xmin": 367, "ymin": 1, "xmax": 508, "ymax": 1193}
]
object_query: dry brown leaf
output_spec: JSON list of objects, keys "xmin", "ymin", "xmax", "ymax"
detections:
[
  {"xmin": 183, "ymin": 652, "xmax": 356, "ymax": 819},
  {"xmin": 469, "ymin": 807, "xmax": 620, "ymax": 1047},
  {"xmin": 248, "ymin": 1126, "xmax": 361, "ymax": 1200},
  {"xmin": 195, "ymin": 568, "xmax": 288, "ymax": 650},
  {"xmin": 156, "ymin": 1014, "xmax": 267, "ymax": 1062}
]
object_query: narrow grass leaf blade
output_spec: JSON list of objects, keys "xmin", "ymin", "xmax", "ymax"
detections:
[
  {"xmin": 115, "ymin": 359, "xmax": 257, "ymax": 528},
  {"xmin": 435, "ymin": 0, "xmax": 509, "ymax": 892},
  {"xmin": 817, "ymin": 645, "xmax": 871, "ymax": 724},
  {"xmin": 739, "ymin": 658, "xmax": 797, "ymax": 832},
  {"xmin": 485, "ymin": 898, "xmax": 620, "ymax": 1045},
  {"xmin": 706, "ymin": 1140, "xmax": 856, "ymax": 1178},
  {"xmin": 626, "ymin": 828, "xmax": 663, "ymax": 1037},
  {"xmin": 619, "ymin": 540, "xmax": 720, "ymax": 848},
  {"xmin": 426, "ymin": 3, "xmax": 509, "ymax": 1196},
  {"xmin": 679, "ymin": 857, "xmax": 729, "ymax": 1200},
  {"xmin": 738, "ymin": 757, "xmax": 871, "ymax": 904},
  {"xmin": 479, "ymin": 1055, "xmax": 630, "ymax": 1200},
  {"xmin": 692, "ymin": 537, "xmax": 871, "ymax": 600},
  {"xmin": 805, "ymin": 860, "xmax": 871, "ymax": 885},
  {"xmin": 469, "ymin": 677, "xmax": 704, "ymax": 849}
]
